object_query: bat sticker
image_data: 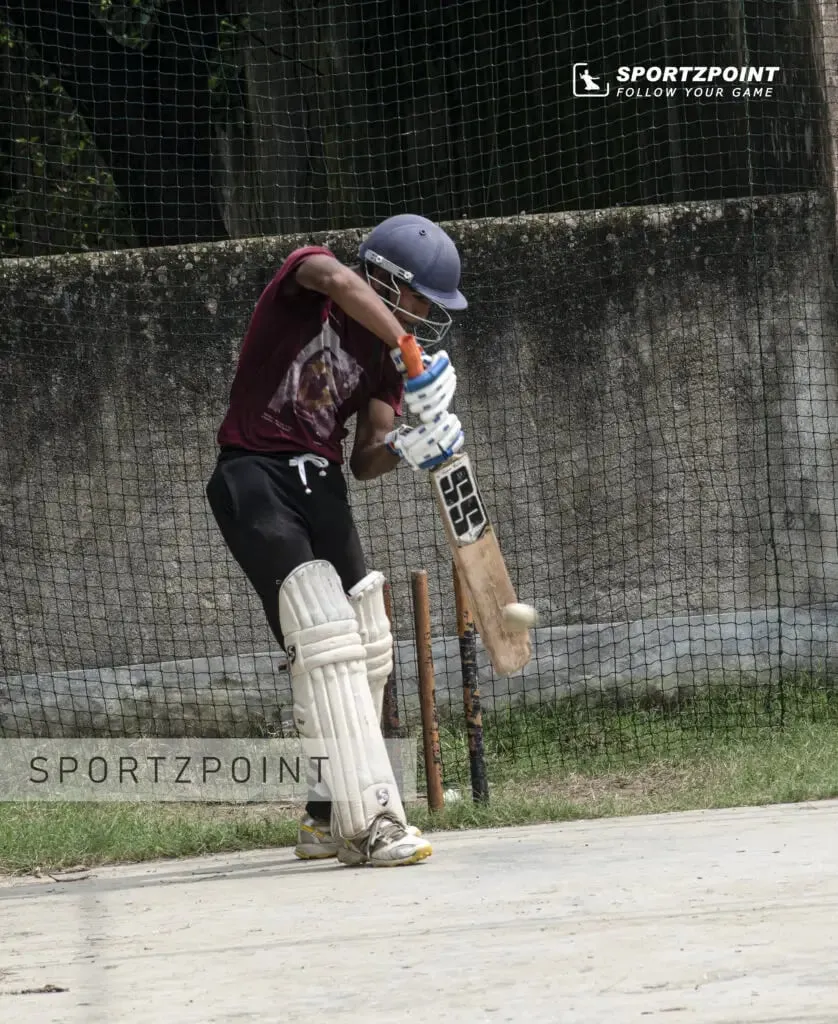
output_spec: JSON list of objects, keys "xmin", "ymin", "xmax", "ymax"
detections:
[{"xmin": 433, "ymin": 455, "xmax": 488, "ymax": 545}]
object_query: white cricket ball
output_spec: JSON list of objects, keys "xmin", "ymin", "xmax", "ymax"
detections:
[{"xmin": 502, "ymin": 602, "xmax": 539, "ymax": 630}]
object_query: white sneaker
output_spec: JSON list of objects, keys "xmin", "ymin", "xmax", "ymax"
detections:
[
  {"xmin": 295, "ymin": 814, "xmax": 423, "ymax": 860},
  {"xmin": 295, "ymin": 814, "xmax": 339, "ymax": 859},
  {"xmin": 336, "ymin": 814, "xmax": 433, "ymax": 867}
]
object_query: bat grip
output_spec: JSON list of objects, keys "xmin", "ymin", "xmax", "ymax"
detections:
[{"xmin": 398, "ymin": 333, "xmax": 425, "ymax": 379}]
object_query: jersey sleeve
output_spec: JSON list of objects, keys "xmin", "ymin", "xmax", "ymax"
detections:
[{"xmin": 272, "ymin": 245, "xmax": 336, "ymax": 293}]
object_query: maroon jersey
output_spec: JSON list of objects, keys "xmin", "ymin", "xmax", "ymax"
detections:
[{"xmin": 217, "ymin": 246, "xmax": 404, "ymax": 463}]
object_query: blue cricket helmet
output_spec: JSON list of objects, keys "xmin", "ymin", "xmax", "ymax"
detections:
[{"xmin": 359, "ymin": 214, "xmax": 467, "ymax": 346}]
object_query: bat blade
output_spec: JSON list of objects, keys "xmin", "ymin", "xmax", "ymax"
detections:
[{"xmin": 429, "ymin": 452, "xmax": 531, "ymax": 677}]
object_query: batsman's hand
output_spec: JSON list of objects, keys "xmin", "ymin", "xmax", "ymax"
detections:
[
  {"xmin": 385, "ymin": 411, "xmax": 464, "ymax": 471},
  {"xmin": 391, "ymin": 347, "xmax": 458, "ymax": 423}
]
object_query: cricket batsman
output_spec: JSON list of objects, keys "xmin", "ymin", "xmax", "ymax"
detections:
[{"xmin": 206, "ymin": 214, "xmax": 467, "ymax": 866}]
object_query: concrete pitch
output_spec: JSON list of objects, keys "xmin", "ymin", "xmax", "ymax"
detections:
[{"xmin": 2, "ymin": 800, "xmax": 837, "ymax": 1023}]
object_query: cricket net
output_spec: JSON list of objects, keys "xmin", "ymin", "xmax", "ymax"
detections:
[{"xmin": 1, "ymin": 1, "xmax": 837, "ymax": 799}]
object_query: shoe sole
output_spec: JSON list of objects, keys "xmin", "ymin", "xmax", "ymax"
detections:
[
  {"xmin": 294, "ymin": 847, "xmax": 338, "ymax": 860},
  {"xmin": 338, "ymin": 845, "xmax": 433, "ymax": 868},
  {"xmin": 295, "ymin": 837, "xmax": 421, "ymax": 861}
]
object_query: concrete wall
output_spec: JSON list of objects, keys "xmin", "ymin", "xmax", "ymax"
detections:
[{"xmin": 3, "ymin": 192, "xmax": 838, "ymax": 736}]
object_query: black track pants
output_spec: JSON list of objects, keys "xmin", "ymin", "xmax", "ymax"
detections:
[{"xmin": 205, "ymin": 448, "xmax": 368, "ymax": 650}]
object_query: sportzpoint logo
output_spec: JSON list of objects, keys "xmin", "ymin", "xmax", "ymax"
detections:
[
  {"xmin": 573, "ymin": 64, "xmax": 780, "ymax": 100},
  {"xmin": 573, "ymin": 63, "xmax": 610, "ymax": 98}
]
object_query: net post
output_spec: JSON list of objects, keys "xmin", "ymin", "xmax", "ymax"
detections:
[
  {"xmin": 452, "ymin": 560, "xmax": 490, "ymax": 804},
  {"xmin": 412, "ymin": 569, "xmax": 445, "ymax": 812}
]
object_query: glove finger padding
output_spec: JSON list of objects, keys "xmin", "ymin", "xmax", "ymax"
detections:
[
  {"xmin": 387, "ymin": 412, "xmax": 465, "ymax": 471},
  {"xmin": 425, "ymin": 411, "xmax": 463, "ymax": 452},
  {"xmin": 403, "ymin": 351, "xmax": 458, "ymax": 423},
  {"xmin": 411, "ymin": 372, "xmax": 458, "ymax": 425}
]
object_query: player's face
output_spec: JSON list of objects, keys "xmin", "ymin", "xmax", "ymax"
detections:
[
  {"xmin": 367, "ymin": 268, "xmax": 432, "ymax": 330},
  {"xmin": 394, "ymin": 283, "xmax": 431, "ymax": 329}
]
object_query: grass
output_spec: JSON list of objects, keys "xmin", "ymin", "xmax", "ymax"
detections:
[
  {"xmin": 0, "ymin": 802, "xmax": 300, "ymax": 876},
  {"xmin": 2, "ymin": 678, "xmax": 838, "ymax": 875},
  {"xmin": 433, "ymin": 675, "xmax": 838, "ymax": 788}
]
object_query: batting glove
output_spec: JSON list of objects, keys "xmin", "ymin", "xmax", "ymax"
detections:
[
  {"xmin": 385, "ymin": 411, "xmax": 465, "ymax": 471},
  {"xmin": 406, "ymin": 351, "xmax": 458, "ymax": 423},
  {"xmin": 391, "ymin": 347, "xmax": 459, "ymax": 423}
]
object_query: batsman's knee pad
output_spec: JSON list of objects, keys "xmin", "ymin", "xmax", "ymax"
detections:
[
  {"xmin": 278, "ymin": 560, "xmax": 405, "ymax": 840},
  {"xmin": 348, "ymin": 570, "xmax": 393, "ymax": 722}
]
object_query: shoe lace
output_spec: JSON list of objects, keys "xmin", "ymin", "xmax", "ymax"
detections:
[{"xmin": 363, "ymin": 814, "xmax": 407, "ymax": 857}]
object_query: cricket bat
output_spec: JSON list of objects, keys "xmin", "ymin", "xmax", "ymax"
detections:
[{"xmin": 398, "ymin": 335, "xmax": 532, "ymax": 677}]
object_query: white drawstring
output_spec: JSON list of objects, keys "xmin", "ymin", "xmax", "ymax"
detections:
[{"xmin": 288, "ymin": 454, "xmax": 330, "ymax": 494}]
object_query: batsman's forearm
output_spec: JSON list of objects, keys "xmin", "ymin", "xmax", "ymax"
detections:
[
  {"xmin": 350, "ymin": 442, "xmax": 402, "ymax": 481},
  {"xmin": 328, "ymin": 270, "xmax": 405, "ymax": 348}
]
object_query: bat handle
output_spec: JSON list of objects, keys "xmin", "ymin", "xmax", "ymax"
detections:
[{"xmin": 398, "ymin": 333, "xmax": 425, "ymax": 379}]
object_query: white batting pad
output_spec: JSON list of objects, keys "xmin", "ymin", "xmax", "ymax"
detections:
[
  {"xmin": 348, "ymin": 570, "xmax": 394, "ymax": 722},
  {"xmin": 279, "ymin": 560, "xmax": 406, "ymax": 840}
]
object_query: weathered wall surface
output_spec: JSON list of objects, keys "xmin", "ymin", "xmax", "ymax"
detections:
[{"xmin": 2, "ymin": 192, "xmax": 838, "ymax": 735}]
